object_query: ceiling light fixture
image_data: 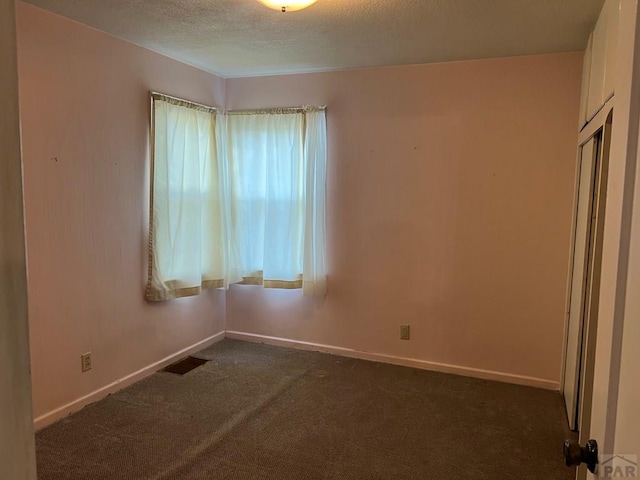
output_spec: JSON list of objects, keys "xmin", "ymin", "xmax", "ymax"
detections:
[{"xmin": 256, "ymin": 0, "xmax": 318, "ymax": 13}]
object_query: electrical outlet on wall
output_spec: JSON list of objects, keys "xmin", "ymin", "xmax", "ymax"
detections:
[
  {"xmin": 81, "ymin": 352, "xmax": 92, "ymax": 372},
  {"xmin": 400, "ymin": 325, "xmax": 410, "ymax": 340}
]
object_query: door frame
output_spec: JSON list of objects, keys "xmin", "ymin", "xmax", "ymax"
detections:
[{"xmin": 0, "ymin": 0, "xmax": 37, "ymax": 478}]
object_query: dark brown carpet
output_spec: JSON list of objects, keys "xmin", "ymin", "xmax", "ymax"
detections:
[{"xmin": 36, "ymin": 339, "xmax": 574, "ymax": 479}]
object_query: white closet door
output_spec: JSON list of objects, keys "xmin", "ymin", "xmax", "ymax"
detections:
[{"xmin": 564, "ymin": 138, "xmax": 597, "ymax": 429}]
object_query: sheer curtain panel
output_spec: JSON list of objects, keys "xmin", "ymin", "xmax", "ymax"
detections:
[
  {"xmin": 302, "ymin": 108, "xmax": 327, "ymax": 295},
  {"xmin": 146, "ymin": 95, "xmax": 225, "ymax": 301},
  {"xmin": 225, "ymin": 107, "xmax": 327, "ymax": 295}
]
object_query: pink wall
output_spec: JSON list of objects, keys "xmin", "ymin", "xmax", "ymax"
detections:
[
  {"xmin": 225, "ymin": 54, "xmax": 582, "ymax": 386},
  {"xmin": 16, "ymin": 2, "xmax": 226, "ymax": 423},
  {"xmin": 16, "ymin": 0, "xmax": 582, "ymax": 422}
]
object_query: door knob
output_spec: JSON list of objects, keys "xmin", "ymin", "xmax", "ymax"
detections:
[{"xmin": 564, "ymin": 439, "xmax": 598, "ymax": 474}]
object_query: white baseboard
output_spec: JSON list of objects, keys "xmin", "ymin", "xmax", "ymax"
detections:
[
  {"xmin": 33, "ymin": 331, "xmax": 225, "ymax": 431},
  {"xmin": 225, "ymin": 331, "xmax": 560, "ymax": 391},
  {"xmin": 34, "ymin": 329, "xmax": 559, "ymax": 430}
]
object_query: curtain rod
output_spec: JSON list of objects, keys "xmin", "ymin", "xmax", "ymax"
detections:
[
  {"xmin": 150, "ymin": 91, "xmax": 219, "ymax": 113},
  {"xmin": 227, "ymin": 105, "xmax": 326, "ymax": 115},
  {"xmin": 150, "ymin": 93, "xmax": 326, "ymax": 116}
]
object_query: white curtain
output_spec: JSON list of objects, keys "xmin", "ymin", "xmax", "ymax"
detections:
[
  {"xmin": 225, "ymin": 108, "xmax": 327, "ymax": 295},
  {"xmin": 147, "ymin": 98, "xmax": 327, "ymax": 301},
  {"xmin": 146, "ymin": 96, "xmax": 226, "ymax": 301},
  {"xmin": 302, "ymin": 109, "xmax": 327, "ymax": 295}
]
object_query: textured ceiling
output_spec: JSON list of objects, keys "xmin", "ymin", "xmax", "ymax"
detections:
[{"xmin": 23, "ymin": 0, "xmax": 604, "ymax": 78}]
